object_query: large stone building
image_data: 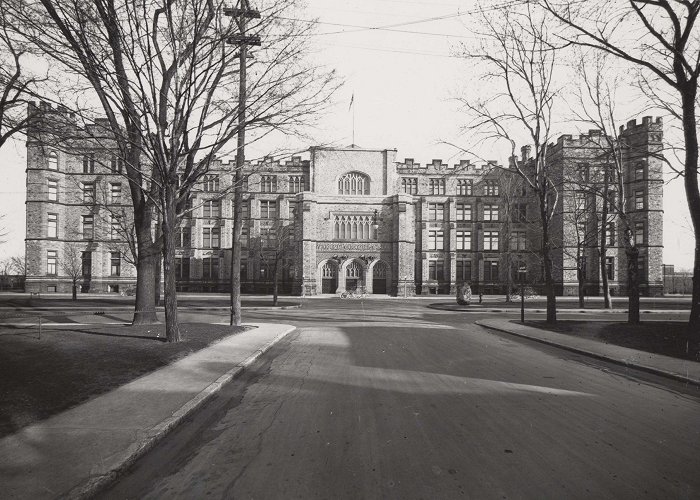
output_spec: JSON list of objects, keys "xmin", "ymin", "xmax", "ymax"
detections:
[{"xmin": 24, "ymin": 103, "xmax": 663, "ymax": 296}]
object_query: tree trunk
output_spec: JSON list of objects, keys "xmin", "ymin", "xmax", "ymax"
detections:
[
  {"xmin": 680, "ymin": 85, "xmax": 700, "ymax": 331},
  {"xmin": 505, "ymin": 252, "xmax": 512, "ymax": 302},
  {"xmin": 154, "ymin": 251, "xmax": 162, "ymax": 307},
  {"xmin": 132, "ymin": 236, "xmax": 159, "ymax": 325},
  {"xmin": 161, "ymin": 184, "xmax": 181, "ymax": 342},
  {"xmin": 626, "ymin": 246, "xmax": 640, "ymax": 324},
  {"xmin": 72, "ymin": 282, "xmax": 77, "ymax": 301},
  {"xmin": 577, "ymin": 268, "xmax": 584, "ymax": 309},
  {"xmin": 600, "ymin": 247, "xmax": 612, "ymax": 309},
  {"xmin": 230, "ymin": 30, "xmax": 248, "ymax": 327},
  {"xmin": 540, "ymin": 201, "xmax": 557, "ymax": 323}
]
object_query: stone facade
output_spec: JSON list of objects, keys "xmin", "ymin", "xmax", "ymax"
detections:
[{"xmin": 24, "ymin": 103, "xmax": 663, "ymax": 296}]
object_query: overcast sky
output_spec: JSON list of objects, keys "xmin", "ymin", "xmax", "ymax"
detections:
[{"xmin": 0, "ymin": 0, "xmax": 694, "ymax": 269}]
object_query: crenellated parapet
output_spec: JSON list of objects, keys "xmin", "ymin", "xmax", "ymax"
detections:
[{"xmin": 396, "ymin": 157, "xmax": 497, "ymax": 172}]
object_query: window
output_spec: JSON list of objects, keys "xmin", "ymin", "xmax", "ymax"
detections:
[
  {"xmin": 428, "ymin": 203, "xmax": 444, "ymax": 221},
  {"xmin": 82, "ymin": 182, "xmax": 95, "ymax": 203},
  {"xmin": 457, "ymin": 179, "xmax": 472, "ymax": 196},
  {"xmin": 484, "ymin": 204, "xmax": 499, "ymax": 221},
  {"xmin": 289, "ymin": 201, "xmax": 298, "ymax": 219},
  {"xmin": 110, "ymin": 215, "xmax": 121, "ymax": 240},
  {"xmin": 605, "ymin": 222, "xmax": 615, "ymax": 246},
  {"xmin": 202, "ymin": 257, "xmax": 220, "ymax": 280},
  {"xmin": 203, "ymin": 175, "xmax": 219, "ymax": 192},
  {"xmin": 240, "ymin": 200, "xmax": 249, "ymax": 220},
  {"xmin": 47, "ymin": 213, "xmax": 58, "ymax": 238},
  {"xmin": 48, "ymin": 179, "xmax": 58, "ymax": 201},
  {"xmin": 428, "ymin": 230, "xmax": 444, "ymax": 250},
  {"xmin": 175, "ymin": 257, "xmax": 190, "ymax": 280},
  {"xmin": 261, "ymin": 175, "xmax": 277, "ymax": 193},
  {"xmin": 83, "ymin": 153, "xmax": 95, "ymax": 173},
  {"xmin": 110, "ymin": 183, "xmax": 121, "ymax": 204},
  {"xmin": 261, "ymin": 227, "xmax": 277, "ymax": 248},
  {"xmin": 484, "ymin": 261, "xmax": 499, "ymax": 281},
  {"xmin": 634, "ymin": 163, "xmax": 645, "ymax": 181},
  {"xmin": 484, "ymin": 179, "xmax": 499, "ymax": 196},
  {"xmin": 48, "ymin": 152, "xmax": 58, "ymax": 171},
  {"xmin": 605, "ymin": 256, "xmax": 615, "ymax": 280},
  {"xmin": 456, "ymin": 260, "xmax": 472, "ymax": 281},
  {"xmin": 241, "ymin": 226, "xmax": 249, "ymax": 247},
  {"xmin": 428, "ymin": 260, "xmax": 444, "ymax": 281},
  {"xmin": 81, "ymin": 215, "xmax": 94, "ymax": 239},
  {"xmin": 289, "ymin": 175, "xmax": 304, "ymax": 193},
  {"xmin": 110, "ymin": 252, "xmax": 121, "ymax": 276},
  {"xmin": 338, "ymin": 172, "xmax": 370, "ymax": 195},
  {"xmin": 513, "ymin": 204, "xmax": 527, "ymax": 222},
  {"xmin": 576, "ymin": 164, "xmax": 589, "ymax": 183},
  {"xmin": 634, "ymin": 221, "xmax": 645, "ymax": 245},
  {"xmin": 429, "ymin": 178, "xmax": 445, "ymax": 195},
  {"xmin": 401, "ymin": 177, "xmax": 418, "ymax": 195},
  {"xmin": 110, "ymin": 155, "xmax": 124, "ymax": 173},
  {"xmin": 260, "ymin": 200, "xmax": 277, "ymax": 219},
  {"xmin": 574, "ymin": 190, "xmax": 587, "ymax": 210},
  {"xmin": 511, "ymin": 231, "xmax": 527, "ymax": 250},
  {"xmin": 456, "ymin": 230, "xmax": 471, "ymax": 250},
  {"xmin": 81, "ymin": 252, "xmax": 92, "ymax": 278},
  {"xmin": 334, "ymin": 215, "xmax": 375, "ymax": 240},
  {"xmin": 203, "ymin": 200, "xmax": 221, "ymax": 218},
  {"xmin": 635, "ymin": 190, "xmax": 645, "ymax": 210},
  {"xmin": 176, "ymin": 227, "xmax": 191, "ymax": 248},
  {"xmin": 456, "ymin": 203, "xmax": 472, "ymax": 221},
  {"xmin": 484, "ymin": 231, "xmax": 499, "ymax": 251},
  {"xmin": 203, "ymin": 227, "xmax": 221, "ymax": 248},
  {"xmin": 47, "ymin": 250, "xmax": 57, "ymax": 276}
]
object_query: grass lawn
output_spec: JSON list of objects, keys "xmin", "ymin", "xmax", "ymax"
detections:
[
  {"xmin": 0, "ymin": 322, "xmax": 247, "ymax": 439},
  {"xmin": 523, "ymin": 320, "xmax": 699, "ymax": 362}
]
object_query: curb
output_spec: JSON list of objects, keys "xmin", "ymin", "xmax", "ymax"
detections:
[
  {"xmin": 475, "ymin": 320, "xmax": 700, "ymax": 388},
  {"xmin": 70, "ymin": 324, "xmax": 296, "ymax": 499}
]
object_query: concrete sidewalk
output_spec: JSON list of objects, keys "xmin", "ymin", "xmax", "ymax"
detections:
[
  {"xmin": 476, "ymin": 319, "xmax": 700, "ymax": 387},
  {"xmin": 0, "ymin": 322, "xmax": 295, "ymax": 499}
]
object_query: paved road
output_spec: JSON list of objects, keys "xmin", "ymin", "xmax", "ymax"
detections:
[{"xmin": 104, "ymin": 300, "xmax": 700, "ymax": 499}]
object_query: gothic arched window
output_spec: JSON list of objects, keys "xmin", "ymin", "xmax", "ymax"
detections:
[{"xmin": 338, "ymin": 172, "xmax": 370, "ymax": 195}]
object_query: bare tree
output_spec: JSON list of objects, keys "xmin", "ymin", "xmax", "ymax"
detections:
[
  {"xmin": 11, "ymin": 0, "xmax": 337, "ymax": 341},
  {"xmin": 569, "ymin": 51, "xmax": 658, "ymax": 322},
  {"xmin": 539, "ymin": 0, "xmax": 700, "ymax": 330},
  {"xmin": 60, "ymin": 242, "xmax": 85, "ymax": 301},
  {"xmin": 456, "ymin": 5, "xmax": 561, "ymax": 322},
  {"xmin": 9, "ymin": 253, "xmax": 26, "ymax": 276},
  {"xmin": 250, "ymin": 220, "xmax": 294, "ymax": 306}
]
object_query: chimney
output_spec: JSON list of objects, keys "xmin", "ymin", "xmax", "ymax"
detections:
[{"xmin": 521, "ymin": 145, "xmax": 531, "ymax": 163}]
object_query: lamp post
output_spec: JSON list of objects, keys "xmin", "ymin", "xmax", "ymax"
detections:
[
  {"xmin": 518, "ymin": 255, "xmax": 525, "ymax": 324},
  {"xmin": 404, "ymin": 275, "xmax": 408, "ymax": 298}
]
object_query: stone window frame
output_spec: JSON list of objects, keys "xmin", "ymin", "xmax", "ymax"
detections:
[
  {"xmin": 483, "ymin": 204, "xmax": 499, "ymax": 221},
  {"xmin": 634, "ymin": 220, "xmax": 645, "ymax": 245},
  {"xmin": 401, "ymin": 177, "xmax": 418, "ymax": 195},
  {"xmin": 634, "ymin": 190, "xmax": 645, "ymax": 210},
  {"xmin": 203, "ymin": 226, "xmax": 221, "ymax": 249},
  {"xmin": 428, "ymin": 260, "xmax": 444, "ymax": 281},
  {"xmin": 428, "ymin": 202, "xmax": 445, "ymax": 221},
  {"xmin": 456, "ymin": 203, "xmax": 472, "ymax": 221},
  {"xmin": 81, "ymin": 215, "xmax": 94, "ymax": 240},
  {"xmin": 261, "ymin": 175, "xmax": 277, "ymax": 193},
  {"xmin": 456, "ymin": 260, "xmax": 472, "ymax": 281},
  {"xmin": 428, "ymin": 230, "xmax": 444, "ymax": 250},
  {"xmin": 47, "ymin": 151, "xmax": 59, "ymax": 171},
  {"xmin": 110, "ymin": 252, "xmax": 121, "ymax": 277},
  {"xmin": 484, "ymin": 260, "xmax": 499, "ymax": 281},
  {"xmin": 456, "ymin": 179, "xmax": 473, "ymax": 196},
  {"xmin": 483, "ymin": 231, "xmax": 499, "ymax": 251},
  {"xmin": 202, "ymin": 257, "xmax": 220, "ymax": 280},
  {"xmin": 429, "ymin": 178, "xmax": 445, "ymax": 195},
  {"xmin": 48, "ymin": 179, "xmax": 59, "ymax": 201},
  {"xmin": 338, "ymin": 172, "xmax": 370, "ymax": 196},
  {"xmin": 47, "ymin": 213, "xmax": 58, "ymax": 239},
  {"xmin": 456, "ymin": 230, "xmax": 472, "ymax": 250},
  {"xmin": 289, "ymin": 175, "xmax": 304, "ymax": 193},
  {"xmin": 47, "ymin": 250, "xmax": 57, "ymax": 276},
  {"xmin": 82, "ymin": 153, "xmax": 95, "ymax": 174},
  {"xmin": 110, "ymin": 183, "xmax": 122, "ymax": 204},
  {"xmin": 484, "ymin": 179, "xmax": 499, "ymax": 196},
  {"xmin": 511, "ymin": 231, "xmax": 527, "ymax": 250},
  {"xmin": 260, "ymin": 200, "xmax": 277, "ymax": 219}
]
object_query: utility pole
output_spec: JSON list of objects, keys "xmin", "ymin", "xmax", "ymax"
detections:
[{"xmin": 226, "ymin": 1, "xmax": 260, "ymax": 326}]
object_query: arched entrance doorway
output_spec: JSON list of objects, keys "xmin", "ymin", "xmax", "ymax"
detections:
[
  {"xmin": 345, "ymin": 260, "xmax": 363, "ymax": 292},
  {"xmin": 372, "ymin": 261, "xmax": 388, "ymax": 294},
  {"xmin": 321, "ymin": 261, "xmax": 338, "ymax": 294}
]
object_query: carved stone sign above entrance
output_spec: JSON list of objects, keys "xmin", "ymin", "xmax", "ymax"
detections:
[{"xmin": 317, "ymin": 242, "xmax": 390, "ymax": 253}]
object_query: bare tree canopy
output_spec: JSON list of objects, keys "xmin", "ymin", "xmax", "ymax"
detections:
[
  {"xmin": 7, "ymin": 0, "xmax": 338, "ymax": 340},
  {"xmin": 538, "ymin": 0, "xmax": 700, "ymax": 329},
  {"xmin": 456, "ymin": 4, "xmax": 561, "ymax": 322}
]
